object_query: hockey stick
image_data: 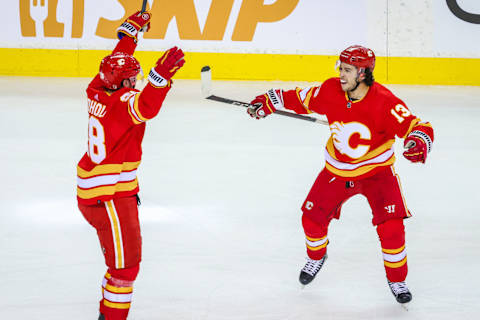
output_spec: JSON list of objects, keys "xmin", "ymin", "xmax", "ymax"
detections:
[
  {"xmin": 141, "ymin": 0, "xmax": 148, "ymax": 13},
  {"xmin": 200, "ymin": 66, "xmax": 328, "ymax": 125}
]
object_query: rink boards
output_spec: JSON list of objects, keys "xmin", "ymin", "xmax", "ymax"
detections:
[
  {"xmin": 2, "ymin": 0, "xmax": 480, "ymax": 85},
  {"xmin": 1, "ymin": 48, "xmax": 480, "ymax": 86}
]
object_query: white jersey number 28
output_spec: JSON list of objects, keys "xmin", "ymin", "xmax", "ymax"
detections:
[{"xmin": 87, "ymin": 116, "xmax": 106, "ymax": 164}]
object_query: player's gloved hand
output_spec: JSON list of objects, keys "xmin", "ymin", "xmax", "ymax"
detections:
[
  {"xmin": 403, "ymin": 126, "xmax": 434, "ymax": 163},
  {"xmin": 117, "ymin": 11, "xmax": 152, "ymax": 42},
  {"xmin": 247, "ymin": 89, "xmax": 283, "ymax": 119},
  {"xmin": 148, "ymin": 46, "xmax": 185, "ymax": 87},
  {"xmin": 403, "ymin": 136, "xmax": 427, "ymax": 163}
]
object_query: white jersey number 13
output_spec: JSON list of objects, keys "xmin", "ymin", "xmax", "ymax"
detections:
[{"xmin": 390, "ymin": 104, "xmax": 411, "ymax": 123}]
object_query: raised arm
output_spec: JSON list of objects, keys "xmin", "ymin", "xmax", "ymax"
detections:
[
  {"xmin": 124, "ymin": 47, "xmax": 186, "ymax": 124},
  {"xmin": 88, "ymin": 11, "xmax": 152, "ymax": 91},
  {"xmin": 114, "ymin": 11, "xmax": 152, "ymax": 55}
]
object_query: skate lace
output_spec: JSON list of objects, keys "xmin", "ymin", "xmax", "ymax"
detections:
[
  {"xmin": 301, "ymin": 257, "xmax": 325, "ymax": 276},
  {"xmin": 389, "ymin": 281, "xmax": 409, "ymax": 294}
]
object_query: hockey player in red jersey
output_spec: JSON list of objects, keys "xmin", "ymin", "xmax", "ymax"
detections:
[
  {"xmin": 76, "ymin": 11, "xmax": 185, "ymax": 319},
  {"xmin": 247, "ymin": 45, "xmax": 434, "ymax": 304}
]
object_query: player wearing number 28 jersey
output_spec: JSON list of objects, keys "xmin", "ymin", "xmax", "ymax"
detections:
[
  {"xmin": 76, "ymin": 11, "xmax": 185, "ymax": 320},
  {"xmin": 77, "ymin": 25, "xmax": 173, "ymax": 205},
  {"xmin": 247, "ymin": 45, "xmax": 434, "ymax": 304}
]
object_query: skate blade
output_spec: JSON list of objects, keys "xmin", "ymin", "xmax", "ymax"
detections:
[{"xmin": 400, "ymin": 302, "xmax": 410, "ymax": 311}]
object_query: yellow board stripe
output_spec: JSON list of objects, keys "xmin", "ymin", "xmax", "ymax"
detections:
[
  {"xmin": 382, "ymin": 244, "xmax": 406, "ymax": 254},
  {"xmin": 384, "ymin": 256, "xmax": 407, "ymax": 268},
  {"xmin": 77, "ymin": 161, "xmax": 141, "ymax": 178},
  {"xmin": 1, "ymin": 48, "xmax": 480, "ymax": 85},
  {"xmin": 103, "ymin": 299, "xmax": 131, "ymax": 310},
  {"xmin": 77, "ymin": 179, "xmax": 138, "ymax": 199},
  {"xmin": 106, "ymin": 201, "xmax": 124, "ymax": 269}
]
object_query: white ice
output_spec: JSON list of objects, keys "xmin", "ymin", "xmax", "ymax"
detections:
[{"xmin": 0, "ymin": 76, "xmax": 479, "ymax": 319}]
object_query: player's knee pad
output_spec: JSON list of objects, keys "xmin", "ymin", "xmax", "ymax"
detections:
[{"xmin": 109, "ymin": 263, "xmax": 140, "ymax": 282}]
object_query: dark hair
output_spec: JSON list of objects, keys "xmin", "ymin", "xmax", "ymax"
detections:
[{"xmin": 364, "ymin": 68, "xmax": 374, "ymax": 86}]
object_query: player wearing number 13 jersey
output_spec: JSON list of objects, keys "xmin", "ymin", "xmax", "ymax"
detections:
[
  {"xmin": 76, "ymin": 11, "xmax": 185, "ymax": 320},
  {"xmin": 247, "ymin": 45, "xmax": 434, "ymax": 304}
]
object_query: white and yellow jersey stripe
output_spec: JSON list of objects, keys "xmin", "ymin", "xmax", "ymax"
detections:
[
  {"xmin": 77, "ymin": 161, "xmax": 140, "ymax": 203},
  {"xmin": 324, "ymin": 138, "xmax": 396, "ymax": 178}
]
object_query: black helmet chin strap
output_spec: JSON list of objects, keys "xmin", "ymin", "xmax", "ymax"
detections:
[
  {"xmin": 350, "ymin": 68, "xmax": 365, "ymax": 93},
  {"xmin": 351, "ymin": 79, "xmax": 361, "ymax": 92}
]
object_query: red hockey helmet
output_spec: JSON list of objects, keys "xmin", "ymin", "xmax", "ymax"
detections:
[
  {"xmin": 339, "ymin": 45, "xmax": 375, "ymax": 72},
  {"xmin": 99, "ymin": 52, "xmax": 141, "ymax": 90}
]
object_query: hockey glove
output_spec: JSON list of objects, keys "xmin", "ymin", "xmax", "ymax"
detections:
[
  {"xmin": 148, "ymin": 46, "xmax": 185, "ymax": 88},
  {"xmin": 247, "ymin": 89, "xmax": 283, "ymax": 119},
  {"xmin": 403, "ymin": 124, "xmax": 434, "ymax": 163},
  {"xmin": 117, "ymin": 11, "xmax": 152, "ymax": 42}
]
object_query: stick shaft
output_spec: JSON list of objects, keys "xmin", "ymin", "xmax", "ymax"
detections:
[
  {"xmin": 205, "ymin": 95, "xmax": 328, "ymax": 125},
  {"xmin": 141, "ymin": 0, "xmax": 148, "ymax": 12},
  {"xmin": 200, "ymin": 66, "xmax": 328, "ymax": 125}
]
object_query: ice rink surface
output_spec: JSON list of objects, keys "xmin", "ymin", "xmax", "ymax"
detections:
[{"xmin": 0, "ymin": 76, "xmax": 479, "ymax": 319}]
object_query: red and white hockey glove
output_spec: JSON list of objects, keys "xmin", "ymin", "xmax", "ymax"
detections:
[
  {"xmin": 403, "ymin": 124, "xmax": 434, "ymax": 163},
  {"xmin": 117, "ymin": 11, "xmax": 152, "ymax": 42},
  {"xmin": 247, "ymin": 89, "xmax": 283, "ymax": 119},
  {"xmin": 148, "ymin": 46, "xmax": 185, "ymax": 88}
]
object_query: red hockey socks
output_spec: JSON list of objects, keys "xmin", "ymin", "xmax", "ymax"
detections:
[
  {"xmin": 100, "ymin": 264, "xmax": 140, "ymax": 320},
  {"xmin": 376, "ymin": 219, "xmax": 408, "ymax": 282},
  {"xmin": 302, "ymin": 214, "xmax": 329, "ymax": 260}
]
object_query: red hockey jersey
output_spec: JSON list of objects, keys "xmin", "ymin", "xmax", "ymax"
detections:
[
  {"xmin": 280, "ymin": 78, "xmax": 433, "ymax": 179},
  {"xmin": 77, "ymin": 37, "xmax": 171, "ymax": 205}
]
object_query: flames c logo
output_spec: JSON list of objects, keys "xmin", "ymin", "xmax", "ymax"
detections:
[{"xmin": 330, "ymin": 121, "xmax": 371, "ymax": 159}]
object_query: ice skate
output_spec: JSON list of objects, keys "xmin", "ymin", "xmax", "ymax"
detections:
[
  {"xmin": 388, "ymin": 280, "xmax": 412, "ymax": 304},
  {"xmin": 299, "ymin": 254, "xmax": 327, "ymax": 285}
]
